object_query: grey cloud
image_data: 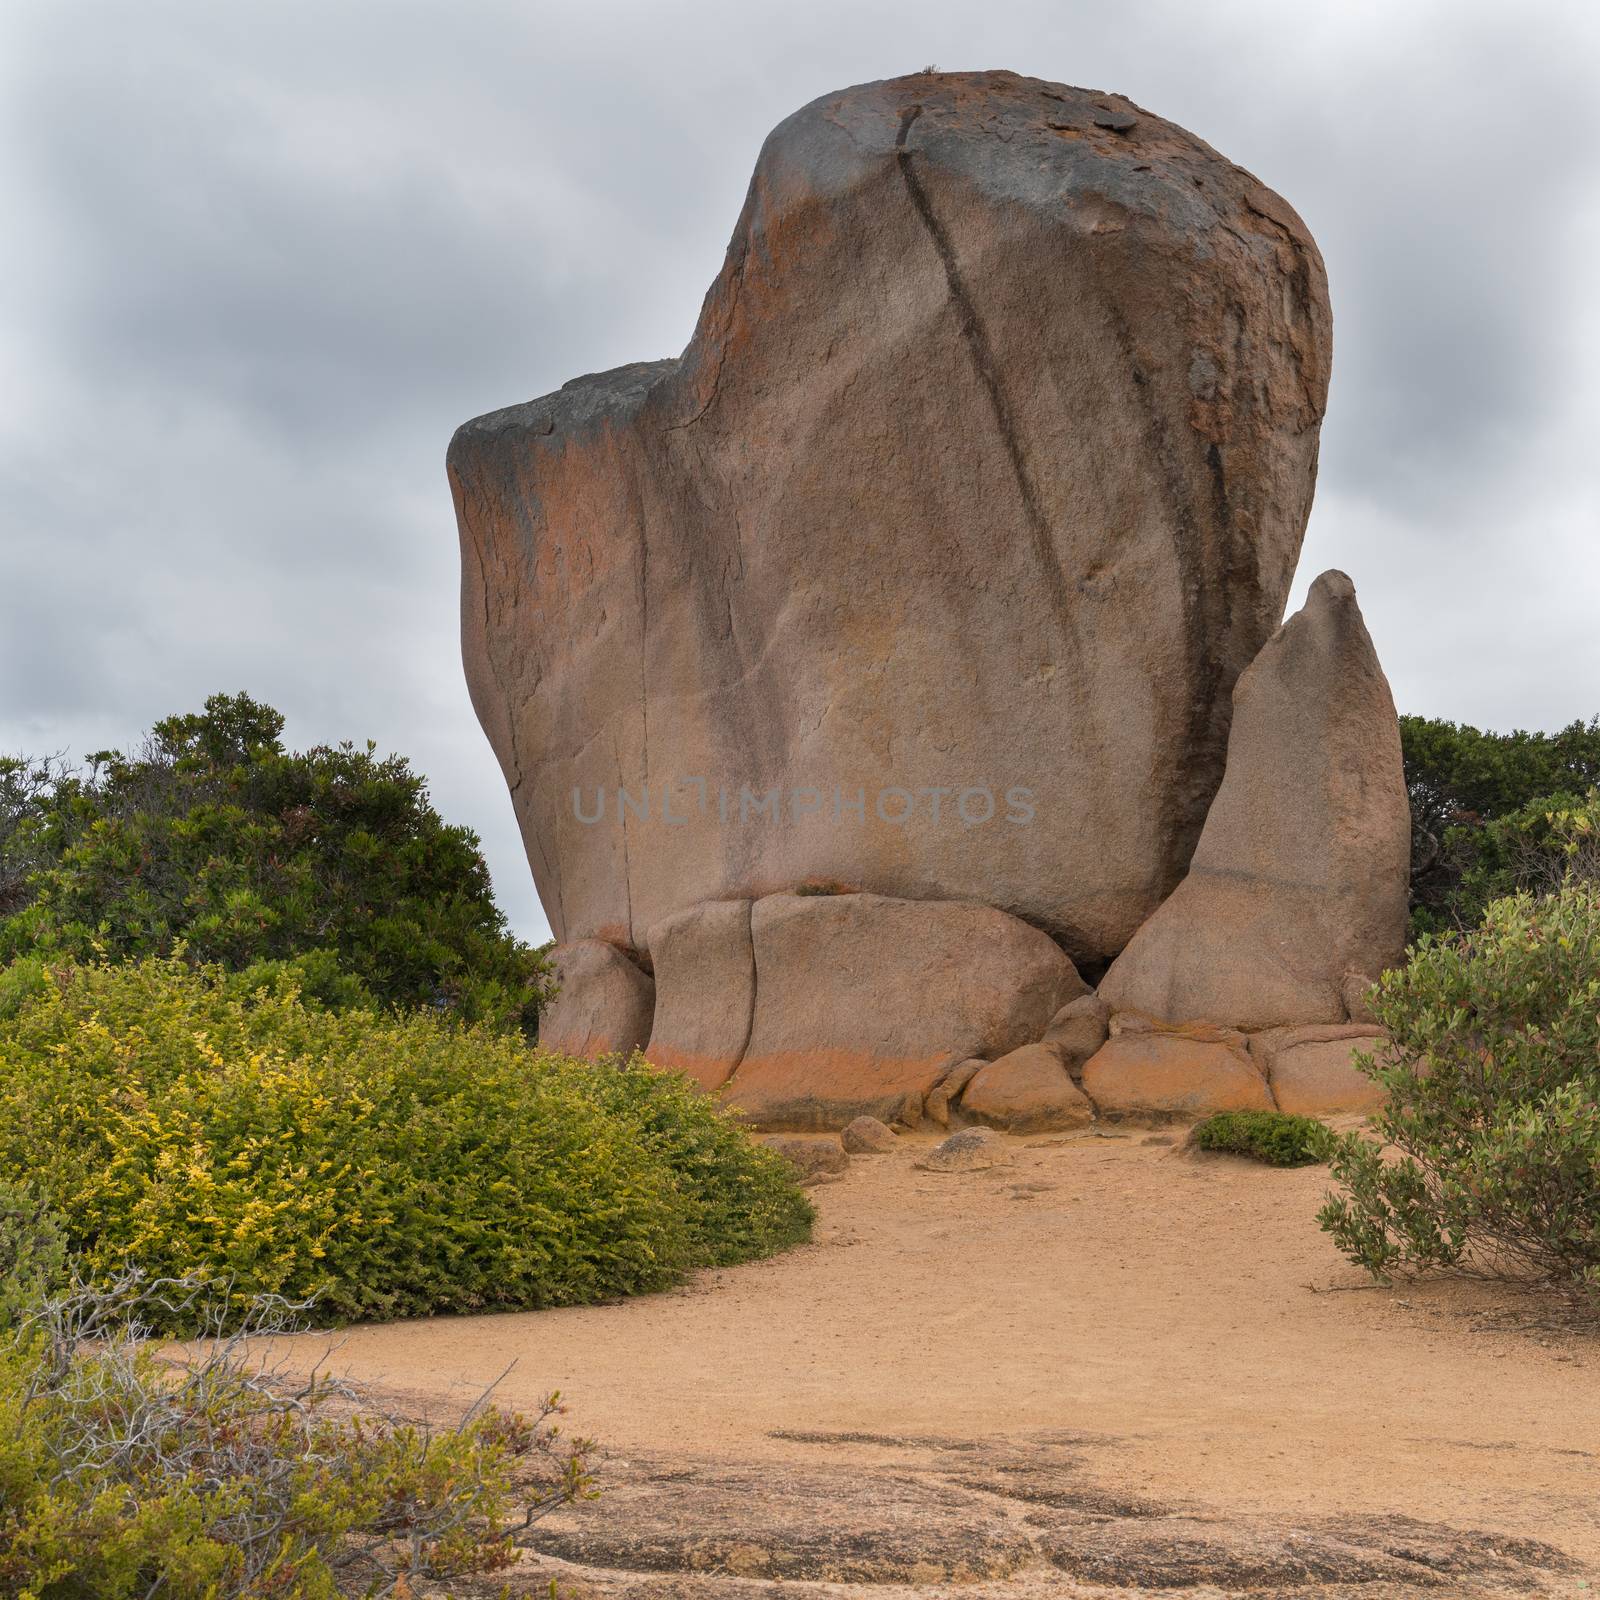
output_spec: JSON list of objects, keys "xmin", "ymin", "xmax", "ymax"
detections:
[{"xmin": 3, "ymin": 0, "xmax": 1598, "ymax": 944}]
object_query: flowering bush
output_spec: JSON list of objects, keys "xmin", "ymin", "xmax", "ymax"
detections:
[
  {"xmin": 0, "ymin": 957, "xmax": 812, "ymax": 1328},
  {"xmin": 1319, "ymin": 884, "xmax": 1600, "ymax": 1304}
]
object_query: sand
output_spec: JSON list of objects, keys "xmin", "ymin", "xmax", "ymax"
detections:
[{"xmin": 268, "ymin": 1131, "xmax": 1600, "ymax": 1592}]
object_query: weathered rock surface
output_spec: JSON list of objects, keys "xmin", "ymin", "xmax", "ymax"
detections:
[
  {"xmin": 536, "ymin": 939, "xmax": 654, "ymax": 1060},
  {"xmin": 518, "ymin": 1441, "xmax": 1581, "ymax": 1598},
  {"xmin": 1099, "ymin": 572, "xmax": 1410, "ymax": 1029},
  {"xmin": 1082, "ymin": 1019, "xmax": 1272, "ymax": 1119},
  {"xmin": 916, "ymin": 1126, "xmax": 1011, "ymax": 1173},
  {"xmin": 1042, "ymin": 993, "xmax": 1112, "ymax": 1071},
  {"xmin": 648, "ymin": 891, "xmax": 1082, "ymax": 1128},
  {"xmin": 961, "ymin": 1043, "xmax": 1096, "ymax": 1133},
  {"xmin": 450, "ymin": 69, "xmax": 1332, "ymax": 968},
  {"xmin": 1250, "ymin": 1024, "xmax": 1389, "ymax": 1116},
  {"xmin": 1341, "ymin": 970, "xmax": 1382, "ymax": 1025},
  {"xmin": 924, "ymin": 1056, "xmax": 984, "ymax": 1127}
]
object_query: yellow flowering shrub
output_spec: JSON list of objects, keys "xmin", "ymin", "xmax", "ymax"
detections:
[{"xmin": 0, "ymin": 958, "xmax": 811, "ymax": 1327}]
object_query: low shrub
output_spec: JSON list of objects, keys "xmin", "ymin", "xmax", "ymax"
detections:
[
  {"xmin": 0, "ymin": 957, "xmax": 812, "ymax": 1328},
  {"xmin": 1190, "ymin": 1110, "xmax": 1333, "ymax": 1167},
  {"xmin": 0, "ymin": 1178, "xmax": 67, "ymax": 1331},
  {"xmin": 0, "ymin": 1274, "xmax": 591, "ymax": 1597},
  {"xmin": 1319, "ymin": 885, "xmax": 1600, "ymax": 1304}
]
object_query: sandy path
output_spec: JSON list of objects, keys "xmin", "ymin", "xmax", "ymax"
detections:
[{"xmin": 274, "ymin": 1132, "xmax": 1600, "ymax": 1576}]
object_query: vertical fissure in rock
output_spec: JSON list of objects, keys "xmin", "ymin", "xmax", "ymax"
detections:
[
  {"xmin": 1101, "ymin": 298, "xmax": 1241, "ymax": 893},
  {"xmin": 723, "ymin": 897, "xmax": 761, "ymax": 1087},
  {"xmin": 893, "ymin": 105, "xmax": 1080, "ymax": 652}
]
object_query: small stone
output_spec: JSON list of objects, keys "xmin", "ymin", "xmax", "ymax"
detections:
[
  {"xmin": 840, "ymin": 1115, "xmax": 898, "ymax": 1154},
  {"xmin": 916, "ymin": 1127, "xmax": 1010, "ymax": 1174},
  {"xmin": 761, "ymin": 1136, "xmax": 849, "ymax": 1187}
]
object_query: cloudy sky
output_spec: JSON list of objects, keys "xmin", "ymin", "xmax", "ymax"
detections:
[{"xmin": 3, "ymin": 0, "xmax": 1597, "ymax": 945}]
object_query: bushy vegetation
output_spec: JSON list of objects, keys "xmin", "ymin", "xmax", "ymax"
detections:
[
  {"xmin": 1402, "ymin": 713, "xmax": 1600, "ymax": 937},
  {"xmin": 0, "ymin": 957, "xmax": 812, "ymax": 1329},
  {"xmin": 0, "ymin": 1275, "xmax": 591, "ymax": 1597},
  {"xmin": 1191, "ymin": 1110, "xmax": 1333, "ymax": 1167},
  {"xmin": 0, "ymin": 693, "xmax": 551, "ymax": 1031},
  {"xmin": 0, "ymin": 1178, "xmax": 66, "ymax": 1332},
  {"xmin": 1319, "ymin": 884, "xmax": 1600, "ymax": 1306}
]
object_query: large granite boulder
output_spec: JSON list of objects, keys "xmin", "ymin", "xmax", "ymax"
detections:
[
  {"xmin": 646, "ymin": 891, "xmax": 1085, "ymax": 1128},
  {"xmin": 1098, "ymin": 571, "xmax": 1410, "ymax": 1029},
  {"xmin": 449, "ymin": 69, "xmax": 1332, "ymax": 969}
]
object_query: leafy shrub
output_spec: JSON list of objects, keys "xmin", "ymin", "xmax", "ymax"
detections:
[
  {"xmin": 1191, "ymin": 1110, "xmax": 1333, "ymax": 1166},
  {"xmin": 0, "ymin": 957, "xmax": 812, "ymax": 1328},
  {"xmin": 1402, "ymin": 713, "xmax": 1600, "ymax": 937},
  {"xmin": 0, "ymin": 693, "xmax": 550, "ymax": 1031},
  {"xmin": 0, "ymin": 1178, "xmax": 66, "ymax": 1331},
  {"xmin": 0, "ymin": 1274, "xmax": 591, "ymax": 1597},
  {"xmin": 1319, "ymin": 885, "xmax": 1600, "ymax": 1304}
]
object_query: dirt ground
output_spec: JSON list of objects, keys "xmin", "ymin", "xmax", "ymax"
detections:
[{"xmin": 273, "ymin": 1130, "xmax": 1600, "ymax": 1596}]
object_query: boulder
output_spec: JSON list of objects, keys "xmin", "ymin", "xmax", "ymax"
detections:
[
  {"xmin": 1098, "ymin": 572, "xmax": 1410, "ymax": 1029},
  {"xmin": 1251, "ymin": 1024, "xmax": 1390, "ymax": 1116},
  {"xmin": 449, "ymin": 70, "xmax": 1332, "ymax": 970},
  {"xmin": 1081, "ymin": 1028, "xmax": 1272, "ymax": 1120},
  {"xmin": 536, "ymin": 939, "xmax": 654, "ymax": 1061},
  {"xmin": 840, "ymin": 1115, "xmax": 899, "ymax": 1154},
  {"xmin": 924, "ymin": 1057, "xmax": 985, "ymax": 1127},
  {"xmin": 711, "ymin": 892, "xmax": 1085, "ymax": 1129},
  {"xmin": 961, "ymin": 1043, "xmax": 1096, "ymax": 1133},
  {"xmin": 761, "ymin": 1135, "xmax": 850, "ymax": 1187},
  {"xmin": 1042, "ymin": 994, "xmax": 1111, "ymax": 1072},
  {"xmin": 916, "ymin": 1127, "xmax": 1011, "ymax": 1174},
  {"xmin": 643, "ymin": 899, "xmax": 754, "ymax": 1090}
]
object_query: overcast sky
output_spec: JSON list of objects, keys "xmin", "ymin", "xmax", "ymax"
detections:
[{"xmin": 3, "ymin": 1, "xmax": 1597, "ymax": 945}]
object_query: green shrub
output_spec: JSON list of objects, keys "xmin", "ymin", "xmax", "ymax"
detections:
[
  {"xmin": 1402, "ymin": 713, "xmax": 1600, "ymax": 937},
  {"xmin": 0, "ymin": 1178, "xmax": 66, "ymax": 1331},
  {"xmin": 1319, "ymin": 885, "xmax": 1600, "ymax": 1303},
  {"xmin": 0, "ymin": 693, "xmax": 551, "ymax": 1031},
  {"xmin": 0, "ymin": 1276, "xmax": 591, "ymax": 1597},
  {"xmin": 1191, "ymin": 1110, "xmax": 1333, "ymax": 1167},
  {"xmin": 0, "ymin": 957, "xmax": 812, "ymax": 1328}
]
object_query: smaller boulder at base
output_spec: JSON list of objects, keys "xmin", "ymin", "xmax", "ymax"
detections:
[
  {"xmin": 1042, "ymin": 994, "xmax": 1111, "ymax": 1072},
  {"xmin": 1251, "ymin": 1024, "xmax": 1389, "ymax": 1116},
  {"xmin": 719, "ymin": 892, "xmax": 1086, "ymax": 1129},
  {"xmin": 841, "ymin": 1115, "xmax": 898, "ymax": 1154},
  {"xmin": 961, "ymin": 1043, "xmax": 1095, "ymax": 1133},
  {"xmin": 537, "ymin": 940, "xmax": 654, "ymax": 1061},
  {"xmin": 916, "ymin": 1127, "xmax": 1011, "ymax": 1174},
  {"xmin": 644, "ymin": 900, "xmax": 754, "ymax": 1090},
  {"xmin": 925, "ymin": 1057, "xmax": 985, "ymax": 1127},
  {"xmin": 1082, "ymin": 1023, "xmax": 1272, "ymax": 1119}
]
